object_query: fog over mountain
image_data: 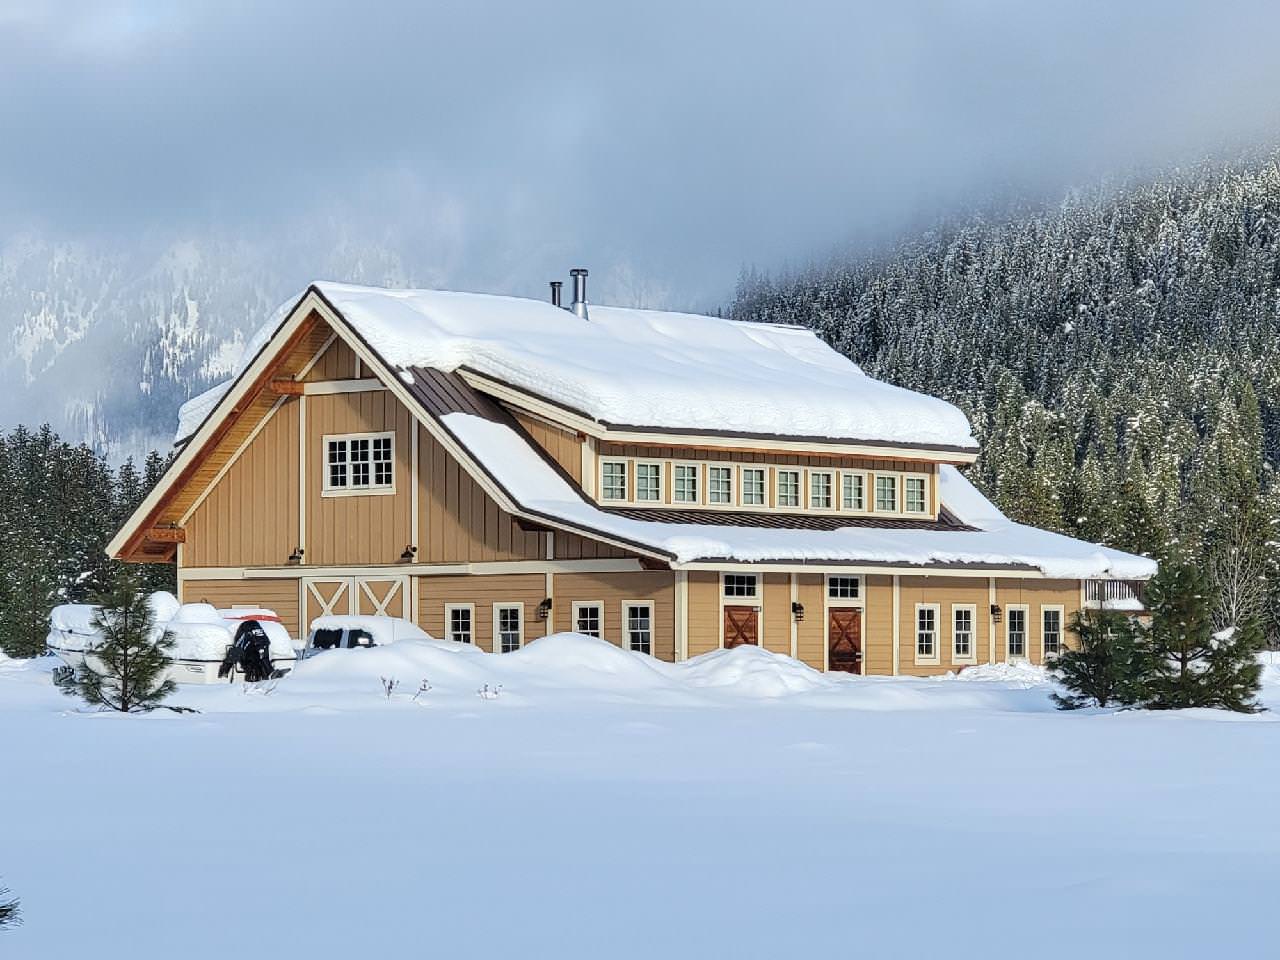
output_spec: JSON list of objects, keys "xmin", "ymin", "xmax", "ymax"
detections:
[{"xmin": 4, "ymin": 1, "xmax": 1280, "ymax": 454}]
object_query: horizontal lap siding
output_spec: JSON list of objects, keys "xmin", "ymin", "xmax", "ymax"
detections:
[
  {"xmin": 795, "ymin": 574, "xmax": 825, "ymax": 669},
  {"xmin": 864, "ymin": 575, "xmax": 894, "ymax": 675},
  {"xmin": 551, "ymin": 572, "xmax": 676, "ymax": 661},
  {"xmin": 995, "ymin": 578, "xmax": 1080, "ymax": 665},
  {"xmin": 762, "ymin": 574, "xmax": 791, "ymax": 655},
  {"xmin": 897, "ymin": 576, "xmax": 990, "ymax": 677},
  {"xmin": 185, "ymin": 400, "xmax": 299, "ymax": 568},
  {"xmin": 687, "ymin": 572, "xmax": 721, "ymax": 657},
  {"xmin": 417, "ymin": 574, "xmax": 547, "ymax": 653},
  {"xmin": 179, "ymin": 579, "xmax": 301, "ymax": 639}
]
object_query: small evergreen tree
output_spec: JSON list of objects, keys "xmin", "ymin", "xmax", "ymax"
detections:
[
  {"xmin": 0, "ymin": 880, "xmax": 19, "ymax": 929},
  {"xmin": 1049, "ymin": 610, "xmax": 1150, "ymax": 709},
  {"xmin": 1146, "ymin": 556, "xmax": 1264, "ymax": 712},
  {"xmin": 61, "ymin": 567, "xmax": 176, "ymax": 713}
]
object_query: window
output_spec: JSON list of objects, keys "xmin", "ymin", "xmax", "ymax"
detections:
[
  {"xmin": 494, "ymin": 604, "xmax": 523, "ymax": 653},
  {"xmin": 842, "ymin": 472, "xmax": 865, "ymax": 511},
  {"xmin": 810, "ymin": 471, "xmax": 833, "ymax": 509},
  {"xmin": 741, "ymin": 468, "xmax": 766, "ymax": 506},
  {"xmin": 674, "ymin": 464, "xmax": 699, "ymax": 504},
  {"xmin": 1007, "ymin": 606, "xmax": 1027, "ymax": 659},
  {"xmin": 1042, "ymin": 607, "xmax": 1063, "ymax": 657},
  {"xmin": 325, "ymin": 432, "xmax": 394, "ymax": 493},
  {"xmin": 709, "ymin": 466, "xmax": 733, "ymax": 505},
  {"xmin": 952, "ymin": 605, "xmax": 974, "ymax": 661},
  {"xmin": 636, "ymin": 463, "xmax": 662, "ymax": 502},
  {"xmin": 828, "ymin": 576, "xmax": 860, "ymax": 599},
  {"xmin": 777, "ymin": 470, "xmax": 801, "ymax": 507},
  {"xmin": 874, "ymin": 475, "xmax": 898, "ymax": 512},
  {"xmin": 625, "ymin": 602, "xmax": 654, "ymax": 655},
  {"xmin": 916, "ymin": 604, "xmax": 939, "ymax": 661},
  {"xmin": 723, "ymin": 574, "xmax": 758, "ymax": 598},
  {"xmin": 601, "ymin": 461, "xmax": 628, "ymax": 501},
  {"xmin": 573, "ymin": 602, "xmax": 603, "ymax": 639},
  {"xmin": 445, "ymin": 604, "xmax": 474, "ymax": 644},
  {"xmin": 905, "ymin": 476, "xmax": 927, "ymax": 513}
]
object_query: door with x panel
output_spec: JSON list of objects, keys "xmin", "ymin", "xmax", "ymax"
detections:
[
  {"xmin": 723, "ymin": 605, "xmax": 759, "ymax": 648},
  {"xmin": 303, "ymin": 576, "xmax": 410, "ymax": 633},
  {"xmin": 828, "ymin": 607, "xmax": 863, "ymax": 674}
]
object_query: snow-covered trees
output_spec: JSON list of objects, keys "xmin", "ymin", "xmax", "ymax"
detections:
[
  {"xmin": 1049, "ymin": 611, "xmax": 1150, "ymax": 709},
  {"xmin": 0, "ymin": 426, "xmax": 173, "ymax": 658},
  {"xmin": 732, "ymin": 152, "xmax": 1280, "ymax": 641},
  {"xmin": 59, "ymin": 567, "xmax": 176, "ymax": 713}
]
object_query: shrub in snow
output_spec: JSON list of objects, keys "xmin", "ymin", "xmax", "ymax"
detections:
[
  {"xmin": 380, "ymin": 676, "xmax": 400, "ymax": 699},
  {"xmin": 57, "ymin": 567, "xmax": 177, "ymax": 713},
  {"xmin": 477, "ymin": 683, "xmax": 502, "ymax": 700},
  {"xmin": 412, "ymin": 679, "xmax": 431, "ymax": 701},
  {"xmin": 1145, "ymin": 557, "xmax": 1263, "ymax": 713},
  {"xmin": 1049, "ymin": 610, "xmax": 1150, "ymax": 709},
  {"xmin": 0, "ymin": 880, "xmax": 19, "ymax": 930}
]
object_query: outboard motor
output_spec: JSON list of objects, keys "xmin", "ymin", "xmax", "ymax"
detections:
[{"xmin": 218, "ymin": 619, "xmax": 276, "ymax": 682}]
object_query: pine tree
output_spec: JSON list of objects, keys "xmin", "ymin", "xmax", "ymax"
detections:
[
  {"xmin": 1146, "ymin": 556, "xmax": 1263, "ymax": 712},
  {"xmin": 1049, "ymin": 610, "xmax": 1150, "ymax": 709},
  {"xmin": 0, "ymin": 880, "xmax": 19, "ymax": 930},
  {"xmin": 61, "ymin": 566, "xmax": 176, "ymax": 713}
]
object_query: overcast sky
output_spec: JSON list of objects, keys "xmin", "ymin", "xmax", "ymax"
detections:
[{"xmin": 3, "ymin": 0, "xmax": 1280, "ymax": 308}]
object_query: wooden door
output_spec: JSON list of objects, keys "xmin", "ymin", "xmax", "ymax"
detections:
[
  {"xmin": 828, "ymin": 607, "xmax": 862, "ymax": 674},
  {"xmin": 356, "ymin": 576, "xmax": 409, "ymax": 619},
  {"xmin": 303, "ymin": 578, "xmax": 353, "ymax": 632},
  {"xmin": 723, "ymin": 605, "xmax": 759, "ymax": 648}
]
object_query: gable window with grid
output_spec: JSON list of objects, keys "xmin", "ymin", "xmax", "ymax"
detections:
[
  {"xmin": 904, "ymin": 476, "xmax": 927, "ymax": 513},
  {"xmin": 674, "ymin": 464, "xmax": 700, "ymax": 504},
  {"xmin": 625, "ymin": 602, "xmax": 654, "ymax": 655},
  {"xmin": 601, "ymin": 461, "xmax": 628, "ymax": 501},
  {"xmin": 874, "ymin": 475, "xmax": 898, "ymax": 512},
  {"xmin": 828, "ymin": 576, "xmax": 860, "ymax": 599},
  {"xmin": 495, "ymin": 604, "xmax": 523, "ymax": 653},
  {"xmin": 723, "ymin": 574, "xmax": 758, "ymax": 598},
  {"xmin": 1042, "ymin": 607, "xmax": 1063, "ymax": 656},
  {"xmin": 916, "ymin": 605, "xmax": 938, "ymax": 660},
  {"xmin": 573, "ymin": 602, "xmax": 602, "ymax": 638},
  {"xmin": 446, "ymin": 605, "xmax": 473, "ymax": 644},
  {"xmin": 842, "ymin": 472, "xmax": 865, "ymax": 511},
  {"xmin": 708, "ymin": 466, "xmax": 733, "ymax": 505},
  {"xmin": 636, "ymin": 463, "xmax": 662, "ymax": 502},
  {"xmin": 952, "ymin": 606, "xmax": 974, "ymax": 660},
  {"xmin": 810, "ymin": 471, "xmax": 833, "ymax": 509},
  {"xmin": 741, "ymin": 467, "xmax": 766, "ymax": 506},
  {"xmin": 325, "ymin": 433, "xmax": 394, "ymax": 493},
  {"xmin": 777, "ymin": 470, "xmax": 801, "ymax": 508}
]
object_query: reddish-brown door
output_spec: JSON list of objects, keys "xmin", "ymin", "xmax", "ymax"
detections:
[
  {"xmin": 723, "ymin": 606, "xmax": 759, "ymax": 648},
  {"xmin": 828, "ymin": 608, "xmax": 862, "ymax": 673}
]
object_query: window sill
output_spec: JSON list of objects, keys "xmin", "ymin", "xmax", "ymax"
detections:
[{"xmin": 321, "ymin": 486, "xmax": 397, "ymax": 498}]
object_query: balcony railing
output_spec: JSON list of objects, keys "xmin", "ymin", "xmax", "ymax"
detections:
[{"xmin": 1085, "ymin": 579, "xmax": 1146, "ymax": 606}]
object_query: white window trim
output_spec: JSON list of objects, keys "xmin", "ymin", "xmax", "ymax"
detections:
[
  {"xmin": 838, "ymin": 469, "xmax": 870, "ymax": 514},
  {"xmin": 634, "ymin": 461, "xmax": 664, "ymax": 503},
  {"xmin": 571, "ymin": 600, "xmax": 605, "ymax": 639},
  {"xmin": 826, "ymin": 574, "xmax": 862, "ymax": 601},
  {"xmin": 444, "ymin": 603, "xmax": 475, "ymax": 645},
  {"xmin": 738, "ymin": 464, "xmax": 768, "ymax": 507},
  {"xmin": 621, "ymin": 600, "xmax": 656, "ymax": 655},
  {"xmin": 950, "ymin": 603, "xmax": 977, "ymax": 665},
  {"xmin": 775, "ymin": 467, "xmax": 803, "ymax": 510},
  {"xmin": 707, "ymin": 464, "xmax": 735, "ymax": 506},
  {"xmin": 722, "ymin": 572, "xmax": 760, "ymax": 600},
  {"xmin": 1005, "ymin": 603, "xmax": 1030, "ymax": 661},
  {"xmin": 672, "ymin": 460, "xmax": 702, "ymax": 505},
  {"xmin": 914, "ymin": 602, "xmax": 941, "ymax": 665},
  {"xmin": 322, "ymin": 431, "xmax": 397, "ymax": 497},
  {"xmin": 872, "ymin": 472, "xmax": 901, "ymax": 514},
  {"xmin": 903, "ymin": 475, "xmax": 929, "ymax": 515},
  {"xmin": 492, "ymin": 602, "xmax": 525, "ymax": 654},
  {"xmin": 808, "ymin": 470, "xmax": 835, "ymax": 510},
  {"xmin": 599, "ymin": 459, "xmax": 630, "ymax": 502},
  {"xmin": 1041, "ymin": 604, "xmax": 1066, "ymax": 660}
]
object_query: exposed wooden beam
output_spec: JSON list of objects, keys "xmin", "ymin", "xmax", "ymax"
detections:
[
  {"xmin": 145, "ymin": 527, "xmax": 186, "ymax": 544},
  {"xmin": 270, "ymin": 379, "xmax": 306, "ymax": 396}
]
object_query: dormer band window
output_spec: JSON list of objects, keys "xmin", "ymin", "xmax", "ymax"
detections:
[
  {"xmin": 741, "ymin": 468, "xmax": 766, "ymax": 505},
  {"xmin": 810, "ymin": 471, "xmax": 833, "ymax": 509},
  {"xmin": 674, "ymin": 464, "xmax": 699, "ymax": 503},
  {"xmin": 602, "ymin": 461, "xmax": 628, "ymax": 500},
  {"xmin": 777, "ymin": 470, "xmax": 801, "ymax": 508},
  {"xmin": 875, "ymin": 475, "xmax": 898, "ymax": 512},
  {"xmin": 709, "ymin": 466, "xmax": 733, "ymax": 504},
  {"xmin": 636, "ymin": 463, "xmax": 662, "ymax": 502}
]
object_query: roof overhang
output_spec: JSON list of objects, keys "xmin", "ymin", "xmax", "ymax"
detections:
[{"xmin": 457, "ymin": 368, "xmax": 980, "ymax": 464}]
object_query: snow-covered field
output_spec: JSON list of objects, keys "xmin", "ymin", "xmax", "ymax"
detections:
[{"xmin": 3, "ymin": 637, "xmax": 1279, "ymax": 959}]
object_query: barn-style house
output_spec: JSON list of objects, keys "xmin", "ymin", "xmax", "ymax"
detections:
[{"xmin": 110, "ymin": 273, "xmax": 1155, "ymax": 675}]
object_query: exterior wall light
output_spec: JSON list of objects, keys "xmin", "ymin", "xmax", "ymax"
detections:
[
  {"xmin": 400, "ymin": 544, "xmax": 418, "ymax": 563},
  {"xmin": 287, "ymin": 547, "xmax": 304, "ymax": 565},
  {"xmin": 792, "ymin": 601, "xmax": 805, "ymax": 621},
  {"xmin": 990, "ymin": 603, "xmax": 1002, "ymax": 623},
  {"xmin": 537, "ymin": 598, "xmax": 553, "ymax": 621}
]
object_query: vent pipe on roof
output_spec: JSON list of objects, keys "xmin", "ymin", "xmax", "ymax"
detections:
[
  {"xmin": 549, "ymin": 280, "xmax": 563, "ymax": 308},
  {"xmin": 569, "ymin": 267, "xmax": 589, "ymax": 320}
]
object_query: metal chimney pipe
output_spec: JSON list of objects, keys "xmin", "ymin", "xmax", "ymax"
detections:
[
  {"xmin": 569, "ymin": 268, "xmax": 589, "ymax": 320},
  {"xmin": 549, "ymin": 280, "xmax": 563, "ymax": 308}
]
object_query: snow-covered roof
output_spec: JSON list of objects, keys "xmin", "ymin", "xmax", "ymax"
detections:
[
  {"xmin": 442, "ymin": 411, "xmax": 1156, "ymax": 579},
  {"xmin": 178, "ymin": 282, "xmax": 977, "ymax": 449}
]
